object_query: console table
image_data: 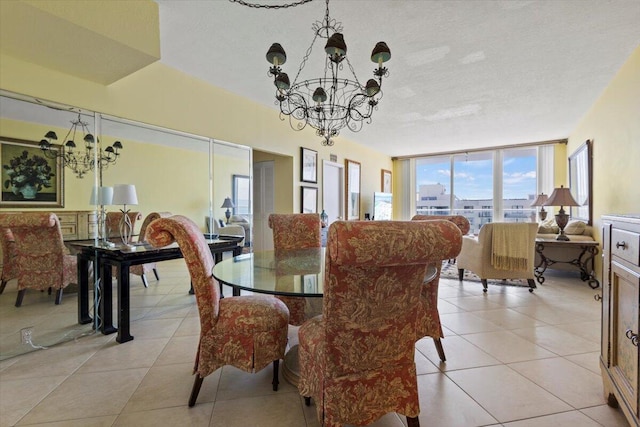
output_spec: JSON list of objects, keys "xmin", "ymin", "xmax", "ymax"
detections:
[
  {"xmin": 70, "ymin": 235, "xmax": 243, "ymax": 344},
  {"xmin": 534, "ymin": 239, "xmax": 600, "ymax": 288}
]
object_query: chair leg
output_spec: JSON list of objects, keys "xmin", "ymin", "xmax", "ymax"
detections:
[
  {"xmin": 434, "ymin": 338, "xmax": 446, "ymax": 362},
  {"xmin": 0, "ymin": 279, "xmax": 7, "ymax": 294},
  {"xmin": 304, "ymin": 396, "xmax": 311, "ymax": 406},
  {"xmin": 272, "ymin": 359, "xmax": 280, "ymax": 391},
  {"xmin": 407, "ymin": 416, "xmax": 420, "ymax": 427},
  {"xmin": 15, "ymin": 289, "xmax": 26, "ymax": 307},
  {"xmin": 153, "ymin": 268, "xmax": 160, "ymax": 281},
  {"xmin": 141, "ymin": 274, "xmax": 149, "ymax": 288},
  {"xmin": 457, "ymin": 268, "xmax": 464, "ymax": 281},
  {"xmin": 55, "ymin": 288, "xmax": 63, "ymax": 305},
  {"xmin": 47, "ymin": 287, "xmax": 52, "ymax": 295},
  {"xmin": 188, "ymin": 374, "xmax": 204, "ymax": 407},
  {"xmin": 481, "ymin": 279, "xmax": 488, "ymax": 292},
  {"xmin": 527, "ymin": 278, "xmax": 536, "ymax": 293}
]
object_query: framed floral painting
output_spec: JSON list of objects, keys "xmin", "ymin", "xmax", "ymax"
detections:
[{"xmin": 0, "ymin": 137, "xmax": 64, "ymax": 208}]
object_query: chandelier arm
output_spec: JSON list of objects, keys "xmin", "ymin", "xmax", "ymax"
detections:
[{"xmin": 229, "ymin": 0, "xmax": 314, "ymax": 9}]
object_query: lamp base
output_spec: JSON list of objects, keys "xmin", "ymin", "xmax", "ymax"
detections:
[
  {"xmin": 539, "ymin": 210, "xmax": 547, "ymax": 221},
  {"xmin": 555, "ymin": 211, "xmax": 570, "ymax": 241},
  {"xmin": 225, "ymin": 209, "xmax": 231, "ymax": 224}
]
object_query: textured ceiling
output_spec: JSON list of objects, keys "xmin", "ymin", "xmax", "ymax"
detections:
[{"xmin": 155, "ymin": 0, "xmax": 640, "ymax": 157}]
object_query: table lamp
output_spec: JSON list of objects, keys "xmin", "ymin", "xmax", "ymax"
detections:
[
  {"xmin": 90, "ymin": 186, "xmax": 113, "ymax": 242},
  {"xmin": 544, "ymin": 185, "xmax": 579, "ymax": 241},
  {"xmin": 221, "ymin": 197, "xmax": 235, "ymax": 224},
  {"xmin": 530, "ymin": 193, "xmax": 548, "ymax": 221},
  {"xmin": 112, "ymin": 184, "xmax": 138, "ymax": 247}
]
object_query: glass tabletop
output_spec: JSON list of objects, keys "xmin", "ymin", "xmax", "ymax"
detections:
[
  {"xmin": 212, "ymin": 248, "xmax": 440, "ymax": 298},
  {"xmin": 213, "ymin": 248, "xmax": 325, "ymax": 297}
]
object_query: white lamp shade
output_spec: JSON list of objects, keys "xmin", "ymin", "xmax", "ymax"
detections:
[
  {"xmin": 89, "ymin": 186, "xmax": 114, "ymax": 205},
  {"xmin": 112, "ymin": 184, "xmax": 138, "ymax": 205}
]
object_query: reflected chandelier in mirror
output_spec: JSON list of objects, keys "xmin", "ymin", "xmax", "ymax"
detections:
[{"xmin": 39, "ymin": 111, "xmax": 124, "ymax": 179}]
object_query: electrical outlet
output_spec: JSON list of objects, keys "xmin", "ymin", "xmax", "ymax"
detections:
[{"xmin": 20, "ymin": 327, "xmax": 33, "ymax": 344}]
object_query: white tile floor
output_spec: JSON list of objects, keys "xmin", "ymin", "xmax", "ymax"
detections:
[{"xmin": 0, "ymin": 259, "xmax": 631, "ymax": 427}]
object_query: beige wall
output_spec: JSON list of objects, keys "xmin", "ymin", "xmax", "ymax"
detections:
[
  {"xmin": 0, "ymin": 54, "xmax": 393, "ymax": 219},
  {"xmin": 567, "ymin": 45, "xmax": 640, "ymax": 273}
]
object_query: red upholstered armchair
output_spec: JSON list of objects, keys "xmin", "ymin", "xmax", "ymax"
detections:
[
  {"xmin": 130, "ymin": 212, "xmax": 172, "ymax": 287},
  {"xmin": 145, "ymin": 215, "xmax": 289, "ymax": 406},
  {"xmin": 268, "ymin": 213, "xmax": 321, "ymax": 326},
  {"xmin": 0, "ymin": 213, "xmax": 77, "ymax": 307},
  {"xmin": 298, "ymin": 220, "xmax": 462, "ymax": 427},
  {"xmin": 411, "ymin": 215, "xmax": 466, "ymax": 361},
  {"xmin": 0, "ymin": 227, "xmax": 18, "ymax": 294}
]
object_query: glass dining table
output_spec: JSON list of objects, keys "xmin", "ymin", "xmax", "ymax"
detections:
[
  {"xmin": 212, "ymin": 248, "xmax": 326, "ymax": 298},
  {"xmin": 212, "ymin": 248, "xmax": 439, "ymax": 385}
]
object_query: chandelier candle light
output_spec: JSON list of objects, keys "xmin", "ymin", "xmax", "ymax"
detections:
[
  {"xmin": 39, "ymin": 112, "xmax": 123, "ymax": 178},
  {"xmin": 266, "ymin": 0, "xmax": 390, "ymax": 146},
  {"xmin": 112, "ymin": 184, "xmax": 138, "ymax": 248},
  {"xmin": 544, "ymin": 185, "xmax": 580, "ymax": 241}
]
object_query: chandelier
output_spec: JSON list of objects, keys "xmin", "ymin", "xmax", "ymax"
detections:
[
  {"xmin": 265, "ymin": 0, "xmax": 391, "ymax": 146},
  {"xmin": 39, "ymin": 112, "xmax": 123, "ymax": 178}
]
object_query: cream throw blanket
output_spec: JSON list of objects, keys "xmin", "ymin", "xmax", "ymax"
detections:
[{"xmin": 491, "ymin": 223, "xmax": 531, "ymax": 271}]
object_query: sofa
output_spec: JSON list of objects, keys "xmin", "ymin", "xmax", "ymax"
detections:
[
  {"xmin": 205, "ymin": 217, "xmax": 245, "ymax": 246},
  {"xmin": 535, "ymin": 219, "xmax": 596, "ymax": 273}
]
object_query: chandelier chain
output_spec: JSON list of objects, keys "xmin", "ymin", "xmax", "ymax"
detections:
[{"xmin": 228, "ymin": 0, "xmax": 314, "ymax": 9}]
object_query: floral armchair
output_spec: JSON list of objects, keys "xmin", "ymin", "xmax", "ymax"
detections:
[
  {"xmin": 411, "ymin": 215, "xmax": 466, "ymax": 361},
  {"xmin": 0, "ymin": 227, "xmax": 18, "ymax": 294},
  {"xmin": 298, "ymin": 220, "xmax": 462, "ymax": 427},
  {"xmin": 145, "ymin": 215, "xmax": 289, "ymax": 406},
  {"xmin": 130, "ymin": 212, "xmax": 173, "ymax": 287},
  {"xmin": 268, "ymin": 213, "xmax": 321, "ymax": 326},
  {"xmin": 457, "ymin": 222, "xmax": 538, "ymax": 292},
  {"xmin": 0, "ymin": 213, "xmax": 77, "ymax": 306}
]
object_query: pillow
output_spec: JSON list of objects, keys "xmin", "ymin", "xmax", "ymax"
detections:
[
  {"xmin": 218, "ymin": 219, "xmax": 225, "ymax": 228},
  {"xmin": 538, "ymin": 219, "xmax": 559, "ymax": 234},
  {"xmin": 564, "ymin": 220, "xmax": 586, "ymax": 235}
]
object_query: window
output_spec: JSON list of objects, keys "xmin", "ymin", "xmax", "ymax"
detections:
[{"xmin": 414, "ymin": 145, "xmax": 547, "ymax": 234}]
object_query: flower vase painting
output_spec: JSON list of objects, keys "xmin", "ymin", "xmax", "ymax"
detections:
[{"xmin": 1, "ymin": 137, "xmax": 64, "ymax": 207}]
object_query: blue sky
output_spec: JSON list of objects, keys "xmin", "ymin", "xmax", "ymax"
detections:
[{"xmin": 417, "ymin": 152, "xmax": 537, "ymax": 201}]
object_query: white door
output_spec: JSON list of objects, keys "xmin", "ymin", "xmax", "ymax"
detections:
[
  {"xmin": 322, "ymin": 160, "xmax": 344, "ymax": 225},
  {"xmin": 253, "ymin": 161, "xmax": 275, "ymax": 251}
]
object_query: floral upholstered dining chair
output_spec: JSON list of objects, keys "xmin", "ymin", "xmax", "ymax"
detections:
[
  {"xmin": 0, "ymin": 213, "xmax": 77, "ymax": 307},
  {"xmin": 0, "ymin": 227, "xmax": 18, "ymax": 294},
  {"xmin": 145, "ymin": 215, "xmax": 289, "ymax": 406},
  {"xmin": 298, "ymin": 219, "xmax": 462, "ymax": 427},
  {"xmin": 130, "ymin": 211, "xmax": 172, "ymax": 287},
  {"xmin": 411, "ymin": 214, "xmax": 466, "ymax": 361},
  {"xmin": 268, "ymin": 213, "xmax": 321, "ymax": 326}
]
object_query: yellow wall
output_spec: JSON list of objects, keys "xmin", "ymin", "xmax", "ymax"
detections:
[
  {"xmin": 0, "ymin": 54, "xmax": 393, "ymax": 219},
  {"xmin": 568, "ymin": 45, "xmax": 640, "ymax": 224},
  {"xmin": 253, "ymin": 150, "xmax": 293, "ymax": 214}
]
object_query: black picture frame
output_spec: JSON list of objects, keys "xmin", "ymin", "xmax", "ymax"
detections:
[
  {"xmin": 301, "ymin": 147, "xmax": 317, "ymax": 183},
  {"xmin": 301, "ymin": 186, "xmax": 318, "ymax": 213},
  {"xmin": 0, "ymin": 136, "xmax": 64, "ymax": 208}
]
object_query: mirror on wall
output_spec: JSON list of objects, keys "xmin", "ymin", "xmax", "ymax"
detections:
[
  {"xmin": 0, "ymin": 91, "xmax": 252, "ymax": 360},
  {"xmin": 568, "ymin": 139, "xmax": 592, "ymax": 225}
]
